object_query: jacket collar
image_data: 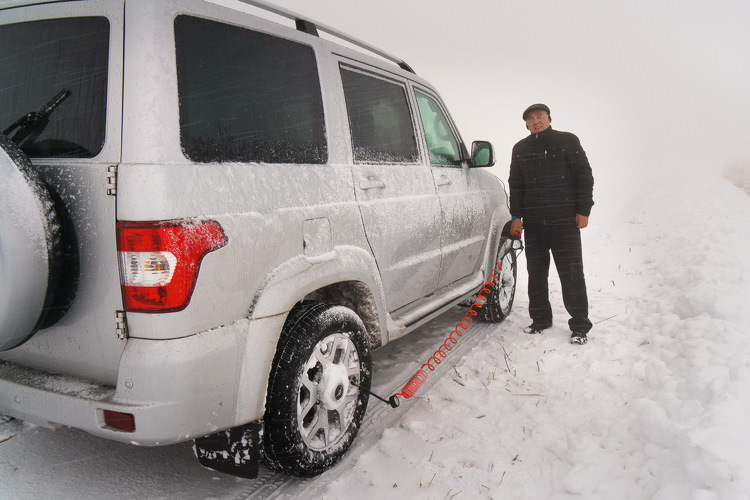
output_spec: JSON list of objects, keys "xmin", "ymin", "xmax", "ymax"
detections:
[{"xmin": 531, "ymin": 126, "xmax": 554, "ymax": 139}]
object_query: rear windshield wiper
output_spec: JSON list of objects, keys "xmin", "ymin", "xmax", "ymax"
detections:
[{"xmin": 2, "ymin": 88, "xmax": 71, "ymax": 146}]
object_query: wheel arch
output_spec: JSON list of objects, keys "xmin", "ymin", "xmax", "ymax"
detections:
[
  {"xmin": 304, "ymin": 280, "xmax": 383, "ymax": 349},
  {"xmin": 478, "ymin": 208, "xmax": 512, "ymax": 279},
  {"xmin": 248, "ymin": 245, "xmax": 388, "ymax": 348},
  {"xmin": 232, "ymin": 246, "xmax": 387, "ymax": 426}
]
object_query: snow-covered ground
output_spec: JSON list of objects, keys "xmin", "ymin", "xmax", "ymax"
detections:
[{"xmin": 2, "ymin": 168, "xmax": 749, "ymax": 499}]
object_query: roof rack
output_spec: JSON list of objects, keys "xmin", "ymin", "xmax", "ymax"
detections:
[{"xmin": 232, "ymin": 0, "xmax": 415, "ymax": 73}]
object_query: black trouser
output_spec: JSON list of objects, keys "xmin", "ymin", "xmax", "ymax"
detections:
[{"xmin": 524, "ymin": 223, "xmax": 592, "ymax": 333}]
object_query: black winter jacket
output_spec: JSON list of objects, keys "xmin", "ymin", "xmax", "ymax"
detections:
[{"xmin": 508, "ymin": 127, "xmax": 594, "ymax": 226}]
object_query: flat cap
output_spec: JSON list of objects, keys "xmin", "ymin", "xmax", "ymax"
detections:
[{"xmin": 522, "ymin": 103, "xmax": 550, "ymax": 121}]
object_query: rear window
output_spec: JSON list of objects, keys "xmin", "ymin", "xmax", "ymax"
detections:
[
  {"xmin": 0, "ymin": 17, "xmax": 110, "ymax": 158},
  {"xmin": 175, "ymin": 16, "xmax": 327, "ymax": 164}
]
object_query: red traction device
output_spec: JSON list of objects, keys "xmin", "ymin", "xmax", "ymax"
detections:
[{"xmin": 393, "ymin": 260, "xmax": 504, "ymax": 402}]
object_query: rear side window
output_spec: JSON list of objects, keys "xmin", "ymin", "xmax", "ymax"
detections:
[
  {"xmin": 0, "ymin": 17, "xmax": 109, "ymax": 158},
  {"xmin": 340, "ymin": 68, "xmax": 418, "ymax": 164},
  {"xmin": 175, "ymin": 16, "xmax": 327, "ymax": 164}
]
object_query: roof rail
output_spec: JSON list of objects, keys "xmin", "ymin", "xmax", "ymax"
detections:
[{"xmin": 231, "ymin": 0, "xmax": 415, "ymax": 74}]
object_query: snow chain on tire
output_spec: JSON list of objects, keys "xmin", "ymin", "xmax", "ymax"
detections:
[{"xmin": 478, "ymin": 238, "xmax": 518, "ymax": 323}]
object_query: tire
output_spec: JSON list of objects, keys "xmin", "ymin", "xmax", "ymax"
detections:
[
  {"xmin": 0, "ymin": 134, "xmax": 65, "ymax": 351},
  {"xmin": 478, "ymin": 239, "xmax": 517, "ymax": 323},
  {"xmin": 262, "ymin": 302, "xmax": 372, "ymax": 476}
]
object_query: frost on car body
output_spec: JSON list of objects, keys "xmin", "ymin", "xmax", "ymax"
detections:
[{"xmin": 0, "ymin": 0, "xmax": 515, "ymax": 478}]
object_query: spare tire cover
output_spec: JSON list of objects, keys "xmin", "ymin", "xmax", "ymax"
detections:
[{"xmin": 0, "ymin": 134, "xmax": 61, "ymax": 351}]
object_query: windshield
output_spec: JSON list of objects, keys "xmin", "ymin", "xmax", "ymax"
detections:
[{"xmin": 0, "ymin": 17, "xmax": 109, "ymax": 158}]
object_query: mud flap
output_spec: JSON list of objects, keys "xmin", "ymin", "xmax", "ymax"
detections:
[{"xmin": 192, "ymin": 422, "xmax": 263, "ymax": 479}]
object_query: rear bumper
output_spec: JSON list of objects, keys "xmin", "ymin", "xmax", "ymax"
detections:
[{"xmin": 0, "ymin": 318, "xmax": 277, "ymax": 445}]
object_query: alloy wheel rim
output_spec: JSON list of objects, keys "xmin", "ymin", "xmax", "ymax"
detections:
[{"xmin": 297, "ymin": 332, "xmax": 361, "ymax": 450}]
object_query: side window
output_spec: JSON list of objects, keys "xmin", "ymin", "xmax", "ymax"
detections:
[
  {"xmin": 340, "ymin": 68, "xmax": 418, "ymax": 164},
  {"xmin": 415, "ymin": 90, "xmax": 462, "ymax": 166},
  {"xmin": 174, "ymin": 16, "xmax": 327, "ymax": 164}
]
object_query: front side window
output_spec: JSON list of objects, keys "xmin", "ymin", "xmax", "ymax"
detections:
[
  {"xmin": 175, "ymin": 16, "xmax": 327, "ymax": 164},
  {"xmin": 0, "ymin": 17, "xmax": 110, "ymax": 158},
  {"xmin": 415, "ymin": 90, "xmax": 462, "ymax": 166},
  {"xmin": 340, "ymin": 68, "xmax": 418, "ymax": 164}
]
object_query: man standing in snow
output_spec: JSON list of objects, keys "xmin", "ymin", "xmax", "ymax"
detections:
[{"xmin": 508, "ymin": 104, "xmax": 594, "ymax": 344}]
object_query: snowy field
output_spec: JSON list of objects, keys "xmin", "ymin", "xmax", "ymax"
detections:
[{"xmin": 2, "ymin": 168, "xmax": 749, "ymax": 499}]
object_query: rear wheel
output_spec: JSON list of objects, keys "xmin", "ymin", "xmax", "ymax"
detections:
[
  {"xmin": 0, "ymin": 134, "xmax": 65, "ymax": 351},
  {"xmin": 262, "ymin": 302, "xmax": 372, "ymax": 476}
]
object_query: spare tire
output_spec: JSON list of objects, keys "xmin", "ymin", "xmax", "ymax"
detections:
[{"xmin": 0, "ymin": 134, "xmax": 64, "ymax": 351}]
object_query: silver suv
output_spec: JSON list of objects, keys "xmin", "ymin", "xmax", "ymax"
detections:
[{"xmin": 0, "ymin": 0, "xmax": 517, "ymax": 478}]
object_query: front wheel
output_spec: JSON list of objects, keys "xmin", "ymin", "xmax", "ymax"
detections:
[
  {"xmin": 478, "ymin": 239, "xmax": 517, "ymax": 322},
  {"xmin": 262, "ymin": 302, "xmax": 372, "ymax": 476}
]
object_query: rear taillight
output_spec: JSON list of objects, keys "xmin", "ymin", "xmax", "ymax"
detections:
[{"xmin": 117, "ymin": 219, "xmax": 227, "ymax": 312}]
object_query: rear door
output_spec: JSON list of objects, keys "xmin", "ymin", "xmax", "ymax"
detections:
[
  {"xmin": 340, "ymin": 66, "xmax": 442, "ymax": 312},
  {"xmin": 0, "ymin": 0, "xmax": 126, "ymax": 383}
]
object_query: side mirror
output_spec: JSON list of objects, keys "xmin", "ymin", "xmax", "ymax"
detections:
[{"xmin": 470, "ymin": 141, "xmax": 495, "ymax": 167}]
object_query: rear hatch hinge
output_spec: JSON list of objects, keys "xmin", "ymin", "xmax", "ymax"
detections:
[
  {"xmin": 115, "ymin": 310, "xmax": 128, "ymax": 340},
  {"xmin": 106, "ymin": 165, "xmax": 118, "ymax": 195}
]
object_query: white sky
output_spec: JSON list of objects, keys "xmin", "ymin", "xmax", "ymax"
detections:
[{"xmin": 274, "ymin": 0, "xmax": 750, "ymax": 212}]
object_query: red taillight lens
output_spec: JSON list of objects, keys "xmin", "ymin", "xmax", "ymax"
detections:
[
  {"xmin": 103, "ymin": 410, "xmax": 136, "ymax": 432},
  {"xmin": 117, "ymin": 219, "xmax": 227, "ymax": 312}
]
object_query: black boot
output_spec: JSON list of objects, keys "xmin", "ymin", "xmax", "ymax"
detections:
[
  {"xmin": 570, "ymin": 331, "xmax": 588, "ymax": 345},
  {"xmin": 524, "ymin": 322, "xmax": 552, "ymax": 334}
]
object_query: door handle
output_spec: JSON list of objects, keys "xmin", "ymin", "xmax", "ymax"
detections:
[
  {"xmin": 436, "ymin": 176, "xmax": 452, "ymax": 186},
  {"xmin": 359, "ymin": 177, "xmax": 386, "ymax": 190}
]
